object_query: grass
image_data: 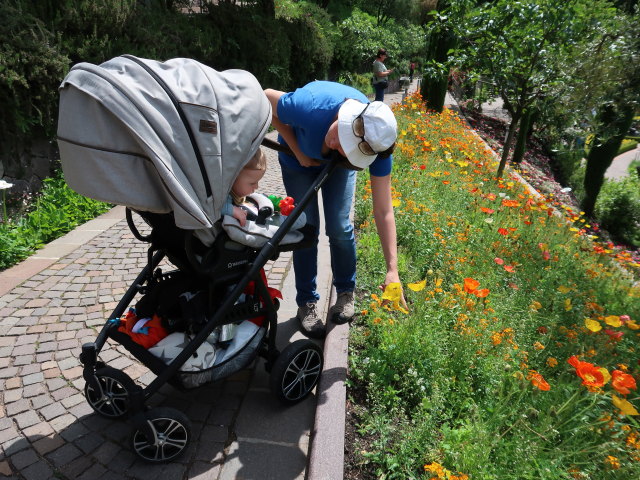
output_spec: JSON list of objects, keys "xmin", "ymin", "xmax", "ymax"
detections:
[
  {"xmin": 0, "ymin": 170, "xmax": 111, "ymax": 270},
  {"xmin": 347, "ymin": 93, "xmax": 640, "ymax": 480}
]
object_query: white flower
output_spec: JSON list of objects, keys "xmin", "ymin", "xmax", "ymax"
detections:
[
  {"xmin": 0, "ymin": 180, "xmax": 14, "ymax": 190},
  {"xmin": 560, "ymin": 187, "xmax": 572, "ymax": 193}
]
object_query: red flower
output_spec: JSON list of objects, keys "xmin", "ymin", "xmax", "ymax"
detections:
[
  {"xmin": 604, "ymin": 329, "xmax": 624, "ymax": 341},
  {"xmin": 498, "ymin": 228, "xmax": 509, "ymax": 236},
  {"xmin": 568, "ymin": 356, "xmax": 605, "ymax": 388},
  {"xmin": 612, "ymin": 370, "xmax": 637, "ymax": 395},
  {"xmin": 494, "ymin": 257, "xmax": 504, "ymax": 265},
  {"xmin": 481, "ymin": 207, "xmax": 495, "ymax": 214}
]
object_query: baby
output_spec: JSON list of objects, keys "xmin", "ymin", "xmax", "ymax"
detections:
[{"xmin": 222, "ymin": 148, "xmax": 267, "ymax": 226}]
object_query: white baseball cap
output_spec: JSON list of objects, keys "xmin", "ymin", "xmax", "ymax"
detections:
[{"xmin": 337, "ymin": 99, "xmax": 398, "ymax": 169}]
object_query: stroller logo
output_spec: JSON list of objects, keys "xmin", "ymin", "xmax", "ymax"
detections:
[
  {"xmin": 228, "ymin": 260, "xmax": 248, "ymax": 269},
  {"xmin": 199, "ymin": 119, "xmax": 217, "ymax": 134}
]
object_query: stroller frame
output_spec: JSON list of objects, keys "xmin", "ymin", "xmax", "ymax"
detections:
[
  {"xmin": 80, "ymin": 157, "xmax": 339, "ymax": 462},
  {"xmin": 56, "ymin": 55, "xmax": 347, "ymax": 461}
]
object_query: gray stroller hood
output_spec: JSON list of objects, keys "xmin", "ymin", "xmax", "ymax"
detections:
[{"xmin": 57, "ymin": 55, "xmax": 271, "ymax": 245}]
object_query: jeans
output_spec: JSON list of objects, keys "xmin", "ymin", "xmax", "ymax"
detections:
[
  {"xmin": 280, "ymin": 162, "xmax": 356, "ymax": 307},
  {"xmin": 374, "ymin": 82, "xmax": 386, "ymax": 102}
]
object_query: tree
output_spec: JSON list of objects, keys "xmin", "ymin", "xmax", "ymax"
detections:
[
  {"xmin": 580, "ymin": 8, "xmax": 640, "ymax": 217},
  {"xmin": 455, "ymin": 0, "xmax": 610, "ymax": 178},
  {"xmin": 420, "ymin": 0, "xmax": 464, "ymax": 112}
]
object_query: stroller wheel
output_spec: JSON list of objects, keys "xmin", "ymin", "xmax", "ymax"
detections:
[
  {"xmin": 131, "ymin": 407, "xmax": 191, "ymax": 463},
  {"xmin": 84, "ymin": 367, "xmax": 137, "ymax": 419},
  {"xmin": 270, "ymin": 340, "xmax": 323, "ymax": 405}
]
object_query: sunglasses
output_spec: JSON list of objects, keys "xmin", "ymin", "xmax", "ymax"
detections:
[{"xmin": 351, "ymin": 104, "xmax": 379, "ymax": 156}]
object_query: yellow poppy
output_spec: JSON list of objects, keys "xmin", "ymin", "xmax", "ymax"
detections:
[
  {"xmin": 584, "ymin": 318, "xmax": 602, "ymax": 332},
  {"xmin": 604, "ymin": 315, "xmax": 622, "ymax": 327},
  {"xmin": 612, "ymin": 395, "xmax": 639, "ymax": 416},
  {"xmin": 407, "ymin": 279, "xmax": 426, "ymax": 292}
]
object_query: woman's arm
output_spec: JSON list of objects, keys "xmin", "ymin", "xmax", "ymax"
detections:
[
  {"xmin": 374, "ymin": 62, "xmax": 394, "ymax": 79},
  {"xmin": 370, "ymin": 173, "xmax": 407, "ymax": 307},
  {"xmin": 264, "ymin": 89, "xmax": 319, "ymax": 167}
]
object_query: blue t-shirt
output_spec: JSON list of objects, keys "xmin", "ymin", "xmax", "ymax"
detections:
[{"xmin": 277, "ymin": 81, "xmax": 392, "ymax": 177}]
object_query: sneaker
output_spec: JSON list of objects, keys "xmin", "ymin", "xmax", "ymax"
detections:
[
  {"xmin": 297, "ymin": 302, "xmax": 325, "ymax": 339},
  {"xmin": 329, "ymin": 291, "xmax": 355, "ymax": 325}
]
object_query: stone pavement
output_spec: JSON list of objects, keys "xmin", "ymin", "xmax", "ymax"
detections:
[
  {"xmin": 0, "ymin": 81, "xmax": 417, "ymax": 480},
  {"xmin": 0, "ymin": 139, "xmax": 310, "ymax": 480}
]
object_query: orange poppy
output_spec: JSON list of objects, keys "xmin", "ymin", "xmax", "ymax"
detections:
[
  {"xmin": 612, "ymin": 370, "xmax": 637, "ymax": 395},
  {"xmin": 498, "ymin": 228, "xmax": 509, "ymax": 236},
  {"xmin": 502, "ymin": 199, "xmax": 521, "ymax": 208},
  {"xmin": 475, "ymin": 288, "xmax": 490, "ymax": 298},
  {"xmin": 463, "ymin": 277, "xmax": 480, "ymax": 294},
  {"xmin": 504, "ymin": 265, "xmax": 516, "ymax": 273},
  {"xmin": 568, "ymin": 356, "xmax": 605, "ymax": 388},
  {"xmin": 481, "ymin": 207, "xmax": 495, "ymax": 214},
  {"xmin": 528, "ymin": 370, "xmax": 550, "ymax": 391}
]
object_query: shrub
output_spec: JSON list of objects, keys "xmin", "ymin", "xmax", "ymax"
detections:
[
  {"xmin": 336, "ymin": 73, "xmax": 374, "ymax": 96},
  {"xmin": 332, "ymin": 8, "xmax": 410, "ymax": 77},
  {"xmin": 595, "ymin": 176, "xmax": 640, "ymax": 247},
  {"xmin": 619, "ymin": 138, "xmax": 639, "ymax": 155},
  {"xmin": 0, "ymin": 171, "xmax": 111, "ymax": 271},
  {"xmin": 0, "ymin": 2, "xmax": 70, "ymax": 157}
]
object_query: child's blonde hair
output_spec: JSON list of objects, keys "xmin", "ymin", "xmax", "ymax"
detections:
[
  {"xmin": 231, "ymin": 148, "xmax": 266, "ymax": 206},
  {"xmin": 244, "ymin": 148, "xmax": 266, "ymax": 171}
]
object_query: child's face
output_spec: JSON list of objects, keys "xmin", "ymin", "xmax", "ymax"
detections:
[{"xmin": 232, "ymin": 168, "xmax": 264, "ymax": 197}]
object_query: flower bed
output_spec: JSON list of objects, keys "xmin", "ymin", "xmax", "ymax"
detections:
[{"xmin": 347, "ymin": 93, "xmax": 640, "ymax": 479}]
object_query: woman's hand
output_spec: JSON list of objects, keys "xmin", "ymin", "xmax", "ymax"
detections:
[
  {"xmin": 380, "ymin": 271, "xmax": 408, "ymax": 311},
  {"xmin": 297, "ymin": 154, "xmax": 321, "ymax": 167}
]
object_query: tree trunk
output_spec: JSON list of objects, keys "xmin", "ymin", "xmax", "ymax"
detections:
[
  {"xmin": 581, "ymin": 105, "xmax": 635, "ymax": 217},
  {"xmin": 496, "ymin": 116, "xmax": 520, "ymax": 178},
  {"xmin": 420, "ymin": 2, "xmax": 457, "ymax": 112},
  {"xmin": 511, "ymin": 109, "xmax": 533, "ymax": 164}
]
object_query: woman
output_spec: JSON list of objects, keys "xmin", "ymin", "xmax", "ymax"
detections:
[
  {"xmin": 264, "ymin": 81, "xmax": 405, "ymax": 338},
  {"xmin": 372, "ymin": 48, "xmax": 393, "ymax": 102}
]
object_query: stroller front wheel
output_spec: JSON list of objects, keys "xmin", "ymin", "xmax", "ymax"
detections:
[
  {"xmin": 131, "ymin": 407, "xmax": 192, "ymax": 462},
  {"xmin": 84, "ymin": 366, "xmax": 137, "ymax": 419},
  {"xmin": 270, "ymin": 339, "xmax": 323, "ymax": 405}
]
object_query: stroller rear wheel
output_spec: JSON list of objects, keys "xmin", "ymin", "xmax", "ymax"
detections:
[
  {"xmin": 131, "ymin": 407, "xmax": 191, "ymax": 462},
  {"xmin": 84, "ymin": 366, "xmax": 137, "ymax": 419},
  {"xmin": 270, "ymin": 340, "xmax": 323, "ymax": 405}
]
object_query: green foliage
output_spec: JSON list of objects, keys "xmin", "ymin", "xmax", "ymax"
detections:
[
  {"xmin": 0, "ymin": 2, "xmax": 70, "ymax": 155},
  {"xmin": 349, "ymin": 101, "xmax": 640, "ymax": 479},
  {"xmin": 619, "ymin": 138, "xmax": 639, "ymax": 155},
  {"xmin": 276, "ymin": 1, "xmax": 335, "ymax": 86},
  {"xmin": 595, "ymin": 176, "xmax": 640, "ymax": 247},
  {"xmin": 336, "ymin": 72, "xmax": 374, "ymax": 96},
  {"xmin": 0, "ymin": 171, "xmax": 111, "ymax": 270},
  {"xmin": 332, "ymin": 8, "xmax": 425, "ymax": 77}
]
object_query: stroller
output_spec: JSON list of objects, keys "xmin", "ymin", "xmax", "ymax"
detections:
[{"xmin": 56, "ymin": 55, "xmax": 343, "ymax": 462}]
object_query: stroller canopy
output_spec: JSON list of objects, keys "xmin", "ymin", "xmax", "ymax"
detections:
[{"xmin": 57, "ymin": 55, "xmax": 271, "ymax": 245}]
